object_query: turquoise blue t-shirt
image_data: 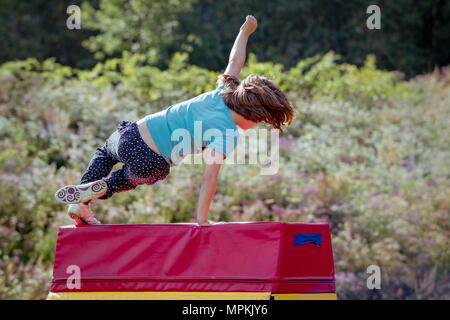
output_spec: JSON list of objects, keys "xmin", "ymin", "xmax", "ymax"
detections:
[{"xmin": 144, "ymin": 86, "xmax": 239, "ymax": 165}]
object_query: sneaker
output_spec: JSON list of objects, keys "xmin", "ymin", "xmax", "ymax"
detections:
[
  {"xmin": 67, "ymin": 203, "xmax": 101, "ymax": 225},
  {"xmin": 55, "ymin": 180, "xmax": 107, "ymax": 204}
]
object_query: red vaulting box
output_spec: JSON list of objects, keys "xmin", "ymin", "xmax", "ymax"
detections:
[{"xmin": 48, "ymin": 222, "xmax": 336, "ymax": 299}]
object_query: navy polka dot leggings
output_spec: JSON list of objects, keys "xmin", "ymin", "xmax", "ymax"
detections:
[{"xmin": 80, "ymin": 121, "xmax": 170, "ymax": 199}]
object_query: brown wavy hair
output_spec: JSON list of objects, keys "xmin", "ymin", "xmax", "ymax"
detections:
[{"xmin": 217, "ymin": 74, "xmax": 295, "ymax": 131}]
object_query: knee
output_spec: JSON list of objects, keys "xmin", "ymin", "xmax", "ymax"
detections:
[
  {"xmin": 145, "ymin": 165, "xmax": 170, "ymax": 185},
  {"xmin": 156, "ymin": 166, "xmax": 170, "ymax": 182},
  {"xmin": 129, "ymin": 166, "xmax": 167, "ymax": 186}
]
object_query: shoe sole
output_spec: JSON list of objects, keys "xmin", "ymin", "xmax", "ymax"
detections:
[{"xmin": 55, "ymin": 180, "xmax": 107, "ymax": 204}]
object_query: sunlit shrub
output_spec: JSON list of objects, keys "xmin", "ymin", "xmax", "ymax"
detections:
[{"xmin": 0, "ymin": 54, "xmax": 448, "ymax": 299}]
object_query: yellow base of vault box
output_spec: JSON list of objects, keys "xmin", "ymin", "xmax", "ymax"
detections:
[{"xmin": 47, "ymin": 291, "xmax": 337, "ymax": 300}]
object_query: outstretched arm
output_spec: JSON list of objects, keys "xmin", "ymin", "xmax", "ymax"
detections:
[{"xmin": 223, "ymin": 15, "xmax": 258, "ymax": 79}]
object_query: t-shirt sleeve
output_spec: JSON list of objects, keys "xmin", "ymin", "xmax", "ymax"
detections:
[{"xmin": 208, "ymin": 129, "xmax": 239, "ymax": 158}]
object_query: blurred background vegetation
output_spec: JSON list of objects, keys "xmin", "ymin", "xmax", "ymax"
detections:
[
  {"xmin": 1, "ymin": 0, "xmax": 449, "ymax": 76},
  {"xmin": 0, "ymin": 0, "xmax": 449, "ymax": 299}
]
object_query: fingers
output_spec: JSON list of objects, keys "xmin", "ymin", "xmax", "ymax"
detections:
[
  {"xmin": 242, "ymin": 15, "xmax": 257, "ymax": 26},
  {"xmin": 197, "ymin": 219, "xmax": 227, "ymax": 225},
  {"xmin": 242, "ymin": 15, "xmax": 257, "ymax": 34},
  {"xmin": 245, "ymin": 15, "xmax": 256, "ymax": 22},
  {"xmin": 198, "ymin": 219, "xmax": 213, "ymax": 226}
]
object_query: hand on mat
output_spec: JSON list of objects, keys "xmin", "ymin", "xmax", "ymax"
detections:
[
  {"xmin": 197, "ymin": 219, "xmax": 226, "ymax": 225},
  {"xmin": 198, "ymin": 219, "xmax": 214, "ymax": 225}
]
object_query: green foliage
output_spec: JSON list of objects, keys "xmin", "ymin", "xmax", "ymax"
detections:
[
  {"xmin": 1, "ymin": 1, "xmax": 448, "ymax": 76},
  {"xmin": 0, "ymin": 0, "xmax": 97, "ymax": 68},
  {"xmin": 81, "ymin": 0, "xmax": 195, "ymax": 63},
  {"xmin": 242, "ymin": 52, "xmax": 412, "ymax": 108},
  {"xmin": 0, "ymin": 53, "xmax": 449, "ymax": 300},
  {"xmin": 285, "ymin": 53, "xmax": 411, "ymax": 105},
  {"xmin": 180, "ymin": 0, "xmax": 450, "ymax": 76},
  {"xmin": 76, "ymin": 51, "xmax": 218, "ymax": 106}
]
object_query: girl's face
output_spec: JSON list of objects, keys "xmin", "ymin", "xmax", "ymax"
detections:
[
  {"xmin": 236, "ymin": 113, "xmax": 258, "ymax": 130},
  {"xmin": 242, "ymin": 120, "xmax": 258, "ymax": 130}
]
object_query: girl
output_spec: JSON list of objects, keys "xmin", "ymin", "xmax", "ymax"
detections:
[{"xmin": 54, "ymin": 15, "xmax": 295, "ymax": 225}]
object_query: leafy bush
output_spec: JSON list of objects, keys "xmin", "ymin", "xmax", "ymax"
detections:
[{"xmin": 0, "ymin": 53, "xmax": 448, "ymax": 299}]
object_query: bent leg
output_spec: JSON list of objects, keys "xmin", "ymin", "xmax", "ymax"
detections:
[
  {"xmin": 80, "ymin": 144, "xmax": 118, "ymax": 185},
  {"xmin": 100, "ymin": 165, "xmax": 138, "ymax": 199},
  {"xmin": 101, "ymin": 152, "xmax": 170, "ymax": 199},
  {"xmin": 85, "ymin": 121, "xmax": 170, "ymax": 200}
]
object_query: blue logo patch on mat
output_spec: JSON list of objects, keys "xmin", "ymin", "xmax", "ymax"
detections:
[{"xmin": 294, "ymin": 233, "xmax": 322, "ymax": 246}]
